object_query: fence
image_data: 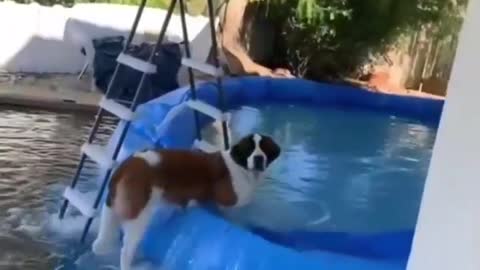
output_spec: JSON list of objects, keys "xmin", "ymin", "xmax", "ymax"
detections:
[{"xmin": 405, "ymin": 28, "xmax": 460, "ymax": 96}]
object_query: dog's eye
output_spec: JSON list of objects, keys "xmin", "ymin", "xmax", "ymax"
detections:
[
  {"xmin": 231, "ymin": 136, "xmax": 256, "ymax": 168},
  {"xmin": 260, "ymin": 136, "xmax": 281, "ymax": 164}
]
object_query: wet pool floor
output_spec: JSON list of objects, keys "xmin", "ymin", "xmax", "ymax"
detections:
[{"xmin": 0, "ymin": 106, "xmax": 115, "ymax": 269}]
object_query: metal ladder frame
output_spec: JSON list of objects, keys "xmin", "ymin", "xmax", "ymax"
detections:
[{"xmin": 58, "ymin": 0, "xmax": 230, "ymax": 243}]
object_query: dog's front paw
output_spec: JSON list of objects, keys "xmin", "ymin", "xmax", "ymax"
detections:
[{"xmin": 92, "ymin": 238, "xmax": 117, "ymax": 255}]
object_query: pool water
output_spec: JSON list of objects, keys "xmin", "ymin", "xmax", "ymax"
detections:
[
  {"xmin": 0, "ymin": 101, "xmax": 437, "ymax": 269},
  {"xmin": 206, "ymin": 103, "xmax": 437, "ymax": 233}
]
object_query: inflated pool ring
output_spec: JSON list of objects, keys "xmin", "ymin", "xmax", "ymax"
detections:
[{"xmin": 106, "ymin": 77, "xmax": 443, "ymax": 270}]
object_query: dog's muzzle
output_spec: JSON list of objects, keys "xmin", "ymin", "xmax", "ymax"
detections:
[{"xmin": 253, "ymin": 155, "xmax": 265, "ymax": 171}]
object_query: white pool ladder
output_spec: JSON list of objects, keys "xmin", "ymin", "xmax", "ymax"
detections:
[{"xmin": 58, "ymin": 0, "xmax": 230, "ymax": 243}]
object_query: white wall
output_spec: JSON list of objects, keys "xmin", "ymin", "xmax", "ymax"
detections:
[
  {"xmin": 0, "ymin": 1, "xmax": 211, "ymax": 73},
  {"xmin": 407, "ymin": 1, "xmax": 480, "ymax": 270}
]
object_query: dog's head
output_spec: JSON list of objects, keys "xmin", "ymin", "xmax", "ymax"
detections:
[{"xmin": 229, "ymin": 133, "xmax": 281, "ymax": 174}]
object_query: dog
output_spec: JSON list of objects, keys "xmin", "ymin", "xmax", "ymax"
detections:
[{"xmin": 91, "ymin": 133, "xmax": 281, "ymax": 270}]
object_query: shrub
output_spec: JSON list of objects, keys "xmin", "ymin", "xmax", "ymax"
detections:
[{"xmin": 257, "ymin": 0, "xmax": 468, "ymax": 79}]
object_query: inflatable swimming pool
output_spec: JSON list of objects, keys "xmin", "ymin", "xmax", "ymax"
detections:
[{"xmin": 108, "ymin": 77, "xmax": 443, "ymax": 270}]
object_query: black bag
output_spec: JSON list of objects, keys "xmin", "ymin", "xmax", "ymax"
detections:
[{"xmin": 92, "ymin": 36, "xmax": 182, "ymax": 103}]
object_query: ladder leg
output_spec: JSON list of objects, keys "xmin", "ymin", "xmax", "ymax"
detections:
[
  {"xmin": 58, "ymin": 155, "xmax": 86, "ymax": 219},
  {"xmin": 58, "ymin": 110, "xmax": 105, "ymax": 219},
  {"xmin": 80, "ymin": 0, "xmax": 179, "ymax": 243},
  {"xmin": 178, "ymin": 0, "xmax": 202, "ymax": 141},
  {"xmin": 206, "ymin": 0, "xmax": 230, "ymax": 150},
  {"xmin": 81, "ymin": 168, "xmax": 112, "ymax": 242},
  {"xmin": 77, "ymin": 60, "xmax": 89, "ymax": 80}
]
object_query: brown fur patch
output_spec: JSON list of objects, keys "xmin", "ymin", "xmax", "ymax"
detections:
[{"xmin": 107, "ymin": 150, "xmax": 238, "ymax": 220}]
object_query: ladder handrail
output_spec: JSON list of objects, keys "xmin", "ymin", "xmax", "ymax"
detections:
[
  {"xmin": 179, "ymin": 0, "xmax": 202, "ymax": 142},
  {"xmin": 58, "ymin": 0, "xmax": 150, "ymax": 220},
  {"xmin": 79, "ymin": 0, "xmax": 179, "ymax": 243},
  {"xmin": 206, "ymin": 0, "xmax": 230, "ymax": 150}
]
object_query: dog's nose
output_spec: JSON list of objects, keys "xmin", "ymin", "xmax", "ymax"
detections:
[{"xmin": 253, "ymin": 155, "xmax": 265, "ymax": 171}]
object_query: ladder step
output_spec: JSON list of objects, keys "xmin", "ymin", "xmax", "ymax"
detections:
[
  {"xmin": 181, "ymin": 58, "xmax": 223, "ymax": 77},
  {"xmin": 193, "ymin": 139, "xmax": 220, "ymax": 153},
  {"xmin": 99, "ymin": 97, "xmax": 134, "ymax": 121},
  {"xmin": 186, "ymin": 100, "xmax": 226, "ymax": 121},
  {"xmin": 81, "ymin": 143, "xmax": 116, "ymax": 169},
  {"xmin": 63, "ymin": 187, "xmax": 96, "ymax": 218},
  {"xmin": 117, "ymin": 53, "xmax": 156, "ymax": 74}
]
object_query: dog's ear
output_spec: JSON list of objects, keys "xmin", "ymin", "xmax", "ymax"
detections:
[
  {"xmin": 260, "ymin": 135, "xmax": 281, "ymax": 165},
  {"xmin": 230, "ymin": 135, "xmax": 255, "ymax": 169}
]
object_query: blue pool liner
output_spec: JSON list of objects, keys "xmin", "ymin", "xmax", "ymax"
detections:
[{"xmin": 106, "ymin": 77, "xmax": 443, "ymax": 270}]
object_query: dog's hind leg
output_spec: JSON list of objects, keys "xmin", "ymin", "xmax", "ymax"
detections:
[
  {"xmin": 119, "ymin": 190, "xmax": 159, "ymax": 270},
  {"xmin": 92, "ymin": 203, "xmax": 121, "ymax": 255}
]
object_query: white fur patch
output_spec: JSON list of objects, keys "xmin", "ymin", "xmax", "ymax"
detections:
[
  {"xmin": 119, "ymin": 188, "xmax": 165, "ymax": 270},
  {"xmin": 134, "ymin": 150, "xmax": 161, "ymax": 167},
  {"xmin": 92, "ymin": 205, "xmax": 121, "ymax": 255},
  {"xmin": 253, "ymin": 133, "xmax": 262, "ymax": 143},
  {"xmin": 247, "ymin": 133, "xmax": 267, "ymax": 170},
  {"xmin": 222, "ymin": 151, "xmax": 262, "ymax": 208}
]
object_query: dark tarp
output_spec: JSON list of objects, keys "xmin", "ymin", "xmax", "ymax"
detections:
[{"xmin": 92, "ymin": 36, "xmax": 182, "ymax": 103}]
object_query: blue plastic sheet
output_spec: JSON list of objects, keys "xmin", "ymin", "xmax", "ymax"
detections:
[{"xmin": 110, "ymin": 77, "xmax": 443, "ymax": 270}]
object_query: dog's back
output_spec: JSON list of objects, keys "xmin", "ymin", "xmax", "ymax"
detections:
[{"xmin": 107, "ymin": 149, "xmax": 232, "ymax": 219}]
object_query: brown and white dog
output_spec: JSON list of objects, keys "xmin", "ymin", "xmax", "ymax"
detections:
[{"xmin": 91, "ymin": 133, "xmax": 281, "ymax": 270}]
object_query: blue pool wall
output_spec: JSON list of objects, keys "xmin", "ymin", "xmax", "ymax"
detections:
[
  {"xmin": 106, "ymin": 77, "xmax": 444, "ymax": 270},
  {"xmin": 123, "ymin": 77, "xmax": 443, "ymax": 152}
]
